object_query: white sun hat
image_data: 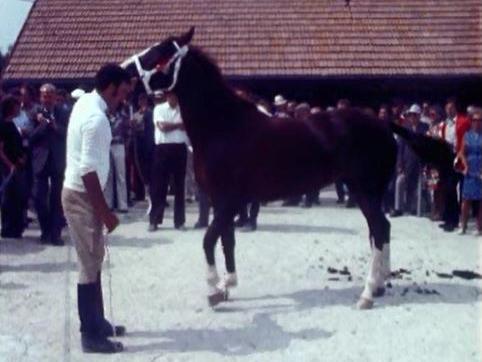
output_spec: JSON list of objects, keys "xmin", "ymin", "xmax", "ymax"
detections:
[
  {"xmin": 273, "ymin": 94, "xmax": 287, "ymax": 106},
  {"xmin": 71, "ymin": 88, "xmax": 85, "ymax": 99}
]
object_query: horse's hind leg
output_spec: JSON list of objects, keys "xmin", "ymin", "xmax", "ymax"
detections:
[
  {"xmin": 356, "ymin": 193, "xmax": 391, "ymax": 309},
  {"xmin": 219, "ymin": 222, "xmax": 238, "ymax": 289}
]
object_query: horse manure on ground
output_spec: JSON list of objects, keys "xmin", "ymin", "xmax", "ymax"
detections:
[
  {"xmin": 452, "ymin": 270, "xmax": 482, "ymax": 280},
  {"xmin": 390, "ymin": 268, "xmax": 412, "ymax": 279},
  {"xmin": 435, "ymin": 272, "xmax": 453, "ymax": 279},
  {"xmin": 433, "ymin": 270, "xmax": 481, "ymax": 280},
  {"xmin": 327, "ymin": 267, "xmax": 338, "ymax": 274},
  {"xmin": 400, "ymin": 285, "xmax": 440, "ymax": 297},
  {"xmin": 327, "ymin": 266, "xmax": 351, "ymax": 275}
]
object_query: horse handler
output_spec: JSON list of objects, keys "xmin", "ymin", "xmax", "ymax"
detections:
[{"xmin": 62, "ymin": 64, "xmax": 131, "ymax": 353}]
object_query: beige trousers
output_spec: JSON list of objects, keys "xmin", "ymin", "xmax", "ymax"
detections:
[{"xmin": 62, "ymin": 188, "xmax": 105, "ymax": 284}]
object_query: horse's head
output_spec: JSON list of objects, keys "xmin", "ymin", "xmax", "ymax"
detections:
[{"xmin": 121, "ymin": 27, "xmax": 195, "ymax": 94}]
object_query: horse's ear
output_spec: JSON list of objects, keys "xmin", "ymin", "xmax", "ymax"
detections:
[{"xmin": 179, "ymin": 26, "xmax": 195, "ymax": 46}]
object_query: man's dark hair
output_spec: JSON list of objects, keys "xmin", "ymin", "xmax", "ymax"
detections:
[
  {"xmin": 95, "ymin": 63, "xmax": 131, "ymax": 92},
  {"xmin": 20, "ymin": 83, "xmax": 36, "ymax": 97},
  {"xmin": 0, "ymin": 95, "xmax": 20, "ymax": 120}
]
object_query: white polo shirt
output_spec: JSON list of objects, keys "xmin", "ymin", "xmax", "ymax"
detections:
[
  {"xmin": 63, "ymin": 90, "xmax": 112, "ymax": 192},
  {"xmin": 153, "ymin": 102, "xmax": 188, "ymax": 145}
]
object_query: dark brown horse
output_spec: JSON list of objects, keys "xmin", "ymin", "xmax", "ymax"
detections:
[{"xmin": 121, "ymin": 28, "xmax": 455, "ymax": 309}]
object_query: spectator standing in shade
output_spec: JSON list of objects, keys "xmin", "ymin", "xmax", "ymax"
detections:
[
  {"xmin": 104, "ymin": 104, "xmax": 129, "ymax": 212},
  {"xmin": 0, "ymin": 96, "xmax": 28, "ymax": 238},
  {"xmin": 391, "ymin": 104, "xmax": 429, "ymax": 217},
  {"xmin": 438, "ymin": 98, "xmax": 462, "ymax": 231},
  {"xmin": 378, "ymin": 104, "xmax": 395, "ymax": 213},
  {"xmin": 128, "ymin": 93, "xmax": 150, "ymax": 201},
  {"xmin": 149, "ymin": 91, "xmax": 188, "ymax": 231},
  {"xmin": 297, "ymin": 102, "xmax": 320, "ymax": 207},
  {"xmin": 457, "ymin": 109, "xmax": 482, "ymax": 235},
  {"xmin": 335, "ymin": 98, "xmax": 355, "ymax": 207},
  {"xmin": 425, "ymin": 105, "xmax": 446, "ymax": 220},
  {"xmin": 30, "ymin": 83, "xmax": 69, "ymax": 245},
  {"xmin": 13, "ymin": 84, "xmax": 39, "ymax": 226}
]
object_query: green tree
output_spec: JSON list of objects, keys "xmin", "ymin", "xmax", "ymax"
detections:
[{"xmin": 0, "ymin": 45, "xmax": 13, "ymax": 74}]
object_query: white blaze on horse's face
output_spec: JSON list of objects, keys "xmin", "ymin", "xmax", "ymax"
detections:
[{"xmin": 121, "ymin": 41, "xmax": 189, "ymax": 95}]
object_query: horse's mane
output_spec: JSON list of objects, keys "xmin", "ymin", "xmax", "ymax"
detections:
[{"xmin": 182, "ymin": 47, "xmax": 258, "ymax": 119}]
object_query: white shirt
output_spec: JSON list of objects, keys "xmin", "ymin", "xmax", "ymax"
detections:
[
  {"xmin": 63, "ymin": 90, "xmax": 112, "ymax": 192},
  {"xmin": 444, "ymin": 117, "xmax": 456, "ymax": 150},
  {"xmin": 153, "ymin": 102, "xmax": 188, "ymax": 145}
]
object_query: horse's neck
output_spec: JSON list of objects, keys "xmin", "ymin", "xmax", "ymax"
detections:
[{"xmin": 176, "ymin": 56, "xmax": 240, "ymax": 148}]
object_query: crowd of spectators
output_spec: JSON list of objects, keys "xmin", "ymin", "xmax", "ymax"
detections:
[{"xmin": 0, "ymin": 83, "xmax": 480, "ymax": 244}]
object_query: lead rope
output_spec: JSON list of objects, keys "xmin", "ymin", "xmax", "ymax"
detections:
[{"xmin": 104, "ymin": 229, "xmax": 116, "ymax": 337}]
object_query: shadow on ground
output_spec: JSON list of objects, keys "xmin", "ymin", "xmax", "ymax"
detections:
[
  {"xmin": 126, "ymin": 312, "xmax": 333, "ymax": 355},
  {"xmin": 258, "ymin": 224, "xmax": 357, "ymax": 235}
]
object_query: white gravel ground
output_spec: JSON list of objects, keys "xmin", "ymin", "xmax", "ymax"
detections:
[{"xmin": 1, "ymin": 190, "xmax": 481, "ymax": 362}]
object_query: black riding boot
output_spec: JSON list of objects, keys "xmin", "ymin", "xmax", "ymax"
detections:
[
  {"xmin": 77, "ymin": 283, "xmax": 123, "ymax": 353},
  {"xmin": 95, "ymin": 272, "xmax": 126, "ymax": 337}
]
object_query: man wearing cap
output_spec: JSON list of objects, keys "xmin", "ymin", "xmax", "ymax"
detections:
[
  {"xmin": 273, "ymin": 94, "xmax": 290, "ymax": 119},
  {"xmin": 392, "ymin": 104, "xmax": 429, "ymax": 217}
]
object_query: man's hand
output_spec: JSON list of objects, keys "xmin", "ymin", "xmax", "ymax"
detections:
[
  {"xmin": 16, "ymin": 156, "xmax": 26, "ymax": 168},
  {"xmin": 37, "ymin": 113, "xmax": 49, "ymax": 125},
  {"xmin": 102, "ymin": 210, "xmax": 119, "ymax": 233},
  {"xmin": 82, "ymin": 171, "xmax": 120, "ymax": 234}
]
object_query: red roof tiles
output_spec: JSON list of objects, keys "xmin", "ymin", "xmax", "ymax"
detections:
[{"xmin": 3, "ymin": 0, "xmax": 482, "ymax": 81}]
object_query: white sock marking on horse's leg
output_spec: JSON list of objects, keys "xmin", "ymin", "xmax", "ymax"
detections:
[
  {"xmin": 207, "ymin": 265, "xmax": 221, "ymax": 295},
  {"xmin": 219, "ymin": 272, "xmax": 238, "ymax": 289},
  {"xmin": 358, "ymin": 247, "xmax": 383, "ymax": 309}
]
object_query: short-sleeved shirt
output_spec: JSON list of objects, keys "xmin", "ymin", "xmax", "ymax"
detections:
[
  {"xmin": 153, "ymin": 102, "xmax": 188, "ymax": 145},
  {"xmin": 0, "ymin": 121, "xmax": 25, "ymax": 166},
  {"xmin": 63, "ymin": 91, "xmax": 112, "ymax": 192}
]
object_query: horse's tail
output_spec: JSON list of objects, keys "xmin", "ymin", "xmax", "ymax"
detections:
[{"xmin": 389, "ymin": 121, "xmax": 455, "ymax": 176}]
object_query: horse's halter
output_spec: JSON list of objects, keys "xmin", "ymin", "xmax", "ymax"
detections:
[{"xmin": 121, "ymin": 41, "xmax": 189, "ymax": 95}]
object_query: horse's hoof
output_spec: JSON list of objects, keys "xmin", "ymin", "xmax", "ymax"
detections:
[
  {"xmin": 208, "ymin": 291, "xmax": 225, "ymax": 307},
  {"xmin": 373, "ymin": 287, "xmax": 386, "ymax": 298},
  {"xmin": 223, "ymin": 289, "xmax": 230, "ymax": 301},
  {"xmin": 356, "ymin": 297, "xmax": 374, "ymax": 310}
]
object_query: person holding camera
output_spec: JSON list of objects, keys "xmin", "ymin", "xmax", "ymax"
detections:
[{"xmin": 30, "ymin": 83, "xmax": 69, "ymax": 245}]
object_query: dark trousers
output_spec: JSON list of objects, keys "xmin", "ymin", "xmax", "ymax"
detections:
[
  {"xmin": 335, "ymin": 180, "xmax": 346, "ymax": 202},
  {"xmin": 127, "ymin": 137, "xmax": 145, "ymax": 202},
  {"xmin": 33, "ymin": 163, "xmax": 64, "ymax": 240},
  {"xmin": 304, "ymin": 190, "xmax": 319, "ymax": 206},
  {"xmin": 238, "ymin": 202, "xmax": 260, "ymax": 223},
  {"xmin": 442, "ymin": 173, "xmax": 461, "ymax": 227},
  {"xmin": 404, "ymin": 167, "xmax": 420, "ymax": 214},
  {"xmin": 1, "ymin": 169, "xmax": 27, "ymax": 237},
  {"xmin": 149, "ymin": 143, "xmax": 187, "ymax": 227}
]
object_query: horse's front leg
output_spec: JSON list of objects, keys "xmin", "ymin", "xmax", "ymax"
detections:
[
  {"xmin": 203, "ymin": 221, "xmax": 222, "ymax": 297},
  {"xmin": 203, "ymin": 206, "xmax": 236, "ymax": 306}
]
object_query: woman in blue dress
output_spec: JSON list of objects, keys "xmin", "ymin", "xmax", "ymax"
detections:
[{"xmin": 458, "ymin": 109, "xmax": 482, "ymax": 235}]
